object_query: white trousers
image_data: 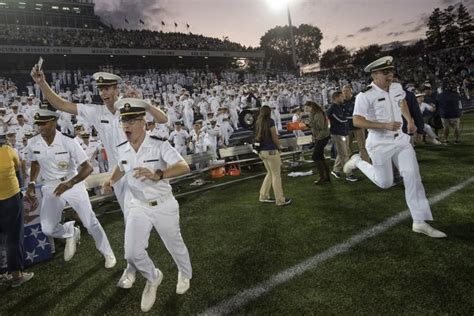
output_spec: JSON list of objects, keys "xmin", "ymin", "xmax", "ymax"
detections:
[
  {"xmin": 356, "ymin": 133, "xmax": 433, "ymax": 222},
  {"xmin": 124, "ymin": 196, "xmax": 192, "ymax": 282},
  {"xmin": 40, "ymin": 182, "xmax": 113, "ymax": 256}
]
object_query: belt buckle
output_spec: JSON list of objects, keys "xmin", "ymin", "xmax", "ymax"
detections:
[
  {"xmin": 149, "ymin": 201, "xmax": 158, "ymax": 207},
  {"xmin": 60, "ymin": 176, "xmax": 67, "ymax": 181}
]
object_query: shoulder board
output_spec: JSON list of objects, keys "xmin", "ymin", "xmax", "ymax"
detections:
[
  {"xmin": 150, "ymin": 136, "xmax": 168, "ymax": 142},
  {"xmin": 362, "ymin": 85, "xmax": 373, "ymax": 92},
  {"xmin": 117, "ymin": 140, "xmax": 128, "ymax": 148},
  {"xmin": 61, "ymin": 133, "xmax": 75, "ymax": 139}
]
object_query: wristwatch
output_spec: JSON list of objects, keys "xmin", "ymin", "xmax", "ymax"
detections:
[
  {"xmin": 28, "ymin": 181, "xmax": 36, "ymax": 186},
  {"xmin": 155, "ymin": 169, "xmax": 164, "ymax": 181}
]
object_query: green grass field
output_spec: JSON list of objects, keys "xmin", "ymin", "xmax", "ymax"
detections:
[{"xmin": 1, "ymin": 114, "xmax": 473, "ymax": 315}]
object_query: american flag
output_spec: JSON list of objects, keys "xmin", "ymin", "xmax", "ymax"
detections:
[{"xmin": 24, "ymin": 223, "xmax": 53, "ymax": 267}]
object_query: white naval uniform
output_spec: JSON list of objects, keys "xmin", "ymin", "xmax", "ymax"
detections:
[
  {"xmin": 353, "ymin": 82, "xmax": 433, "ymax": 222},
  {"xmin": 117, "ymin": 135, "xmax": 192, "ymax": 282},
  {"xmin": 26, "ymin": 130, "xmax": 114, "ymax": 256},
  {"xmin": 169, "ymin": 129, "xmax": 189, "ymax": 157},
  {"xmin": 77, "ymin": 103, "xmax": 128, "ymax": 213}
]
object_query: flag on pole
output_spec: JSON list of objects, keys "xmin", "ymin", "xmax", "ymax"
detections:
[
  {"xmin": 174, "ymin": 22, "xmax": 178, "ymax": 27},
  {"xmin": 186, "ymin": 23, "xmax": 190, "ymax": 29},
  {"xmin": 124, "ymin": 18, "xmax": 129, "ymax": 24},
  {"xmin": 161, "ymin": 21, "xmax": 165, "ymax": 26},
  {"xmin": 139, "ymin": 19, "xmax": 145, "ymax": 25}
]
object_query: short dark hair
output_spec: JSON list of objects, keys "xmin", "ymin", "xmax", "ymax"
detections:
[{"xmin": 331, "ymin": 91, "xmax": 343, "ymax": 100}]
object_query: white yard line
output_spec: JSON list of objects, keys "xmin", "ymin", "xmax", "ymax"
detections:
[{"xmin": 201, "ymin": 176, "xmax": 474, "ymax": 316}]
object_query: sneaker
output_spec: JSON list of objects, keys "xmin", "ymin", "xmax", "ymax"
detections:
[
  {"xmin": 454, "ymin": 140, "xmax": 461, "ymax": 144},
  {"xmin": 277, "ymin": 198, "xmax": 292, "ymax": 206},
  {"xmin": 330, "ymin": 171, "xmax": 342, "ymax": 179},
  {"xmin": 343, "ymin": 154, "xmax": 361, "ymax": 174},
  {"xmin": 442, "ymin": 140, "xmax": 450, "ymax": 145},
  {"xmin": 176, "ymin": 271, "xmax": 190, "ymax": 295},
  {"xmin": 104, "ymin": 254, "xmax": 117, "ymax": 269},
  {"xmin": 116, "ymin": 269, "xmax": 136, "ymax": 289},
  {"xmin": 141, "ymin": 269, "xmax": 163, "ymax": 312},
  {"xmin": 412, "ymin": 223, "xmax": 447, "ymax": 238},
  {"xmin": 259, "ymin": 198, "xmax": 276, "ymax": 203},
  {"xmin": 431, "ymin": 139, "xmax": 442, "ymax": 145},
  {"xmin": 11, "ymin": 272, "xmax": 34, "ymax": 288},
  {"xmin": 345, "ymin": 175, "xmax": 359, "ymax": 182},
  {"xmin": 64, "ymin": 226, "xmax": 81, "ymax": 262}
]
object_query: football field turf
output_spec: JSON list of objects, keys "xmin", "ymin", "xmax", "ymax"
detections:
[{"xmin": 1, "ymin": 113, "xmax": 473, "ymax": 315}]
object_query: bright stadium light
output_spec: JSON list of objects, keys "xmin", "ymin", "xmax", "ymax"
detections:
[{"xmin": 265, "ymin": 0, "xmax": 288, "ymax": 11}]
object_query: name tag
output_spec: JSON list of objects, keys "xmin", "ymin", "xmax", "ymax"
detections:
[
  {"xmin": 377, "ymin": 98, "xmax": 385, "ymax": 101},
  {"xmin": 144, "ymin": 159, "xmax": 159, "ymax": 162},
  {"xmin": 55, "ymin": 151, "xmax": 68, "ymax": 155},
  {"xmin": 101, "ymin": 120, "xmax": 109, "ymax": 124},
  {"xmin": 33, "ymin": 151, "xmax": 40, "ymax": 154}
]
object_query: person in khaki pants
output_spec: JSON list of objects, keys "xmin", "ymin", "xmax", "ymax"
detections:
[{"xmin": 254, "ymin": 106, "xmax": 292, "ymax": 206}]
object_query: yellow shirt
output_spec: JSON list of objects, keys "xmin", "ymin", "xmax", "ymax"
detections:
[{"xmin": 0, "ymin": 145, "xmax": 20, "ymax": 200}]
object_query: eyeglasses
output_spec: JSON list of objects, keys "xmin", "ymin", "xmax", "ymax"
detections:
[{"xmin": 120, "ymin": 118, "xmax": 144, "ymax": 127}]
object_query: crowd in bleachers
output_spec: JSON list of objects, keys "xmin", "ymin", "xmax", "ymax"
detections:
[
  {"xmin": 1, "ymin": 45, "xmax": 472, "ymax": 185},
  {"xmin": 0, "ymin": 25, "xmax": 255, "ymax": 51}
]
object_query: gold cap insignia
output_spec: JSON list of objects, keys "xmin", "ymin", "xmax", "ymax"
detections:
[{"xmin": 124, "ymin": 103, "xmax": 131, "ymax": 111}]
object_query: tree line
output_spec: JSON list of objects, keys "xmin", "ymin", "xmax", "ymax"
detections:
[{"xmin": 259, "ymin": 3, "xmax": 473, "ymax": 70}]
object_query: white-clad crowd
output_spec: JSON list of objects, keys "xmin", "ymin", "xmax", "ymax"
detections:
[{"xmin": 1, "ymin": 70, "xmax": 367, "ymax": 181}]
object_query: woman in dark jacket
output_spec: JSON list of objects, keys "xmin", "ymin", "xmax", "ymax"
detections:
[
  {"xmin": 305, "ymin": 101, "xmax": 331, "ymax": 184},
  {"xmin": 254, "ymin": 106, "xmax": 291, "ymax": 206}
]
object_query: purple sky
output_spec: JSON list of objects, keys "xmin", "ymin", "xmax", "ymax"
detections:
[{"xmin": 94, "ymin": 0, "xmax": 474, "ymax": 52}]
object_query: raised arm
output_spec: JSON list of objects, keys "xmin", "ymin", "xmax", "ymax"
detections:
[{"xmin": 31, "ymin": 65, "xmax": 78, "ymax": 115}]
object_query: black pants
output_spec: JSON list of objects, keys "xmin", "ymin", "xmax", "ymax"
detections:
[
  {"xmin": 312, "ymin": 136, "xmax": 330, "ymax": 161},
  {"xmin": 0, "ymin": 192, "xmax": 24, "ymax": 272}
]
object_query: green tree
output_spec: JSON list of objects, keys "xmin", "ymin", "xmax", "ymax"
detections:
[
  {"xmin": 320, "ymin": 45, "xmax": 351, "ymax": 69},
  {"xmin": 260, "ymin": 24, "xmax": 323, "ymax": 69},
  {"xmin": 426, "ymin": 8, "xmax": 443, "ymax": 49},
  {"xmin": 352, "ymin": 44, "xmax": 382, "ymax": 67},
  {"xmin": 440, "ymin": 5, "xmax": 460, "ymax": 47},
  {"xmin": 457, "ymin": 3, "xmax": 474, "ymax": 46}
]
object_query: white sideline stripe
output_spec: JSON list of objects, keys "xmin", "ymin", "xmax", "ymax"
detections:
[{"xmin": 201, "ymin": 176, "xmax": 474, "ymax": 316}]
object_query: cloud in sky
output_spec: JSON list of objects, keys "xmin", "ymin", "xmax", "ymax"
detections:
[
  {"xmin": 95, "ymin": 0, "xmax": 170, "ymax": 29},
  {"xmin": 358, "ymin": 26, "xmax": 373, "ymax": 33},
  {"xmin": 387, "ymin": 31, "xmax": 406, "ymax": 37},
  {"xmin": 357, "ymin": 19, "xmax": 393, "ymax": 34}
]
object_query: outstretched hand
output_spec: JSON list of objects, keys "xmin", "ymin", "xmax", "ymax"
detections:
[{"xmin": 30, "ymin": 65, "xmax": 45, "ymax": 84}]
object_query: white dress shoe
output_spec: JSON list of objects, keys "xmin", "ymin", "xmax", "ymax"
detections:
[
  {"xmin": 64, "ymin": 227, "xmax": 81, "ymax": 262},
  {"xmin": 343, "ymin": 153, "xmax": 361, "ymax": 174},
  {"xmin": 104, "ymin": 254, "xmax": 116, "ymax": 269},
  {"xmin": 176, "ymin": 271, "xmax": 190, "ymax": 295},
  {"xmin": 141, "ymin": 269, "xmax": 163, "ymax": 312},
  {"xmin": 412, "ymin": 223, "xmax": 447, "ymax": 238},
  {"xmin": 116, "ymin": 269, "xmax": 136, "ymax": 289}
]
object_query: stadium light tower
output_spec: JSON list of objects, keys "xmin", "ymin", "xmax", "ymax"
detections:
[{"xmin": 266, "ymin": 0, "xmax": 298, "ymax": 70}]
